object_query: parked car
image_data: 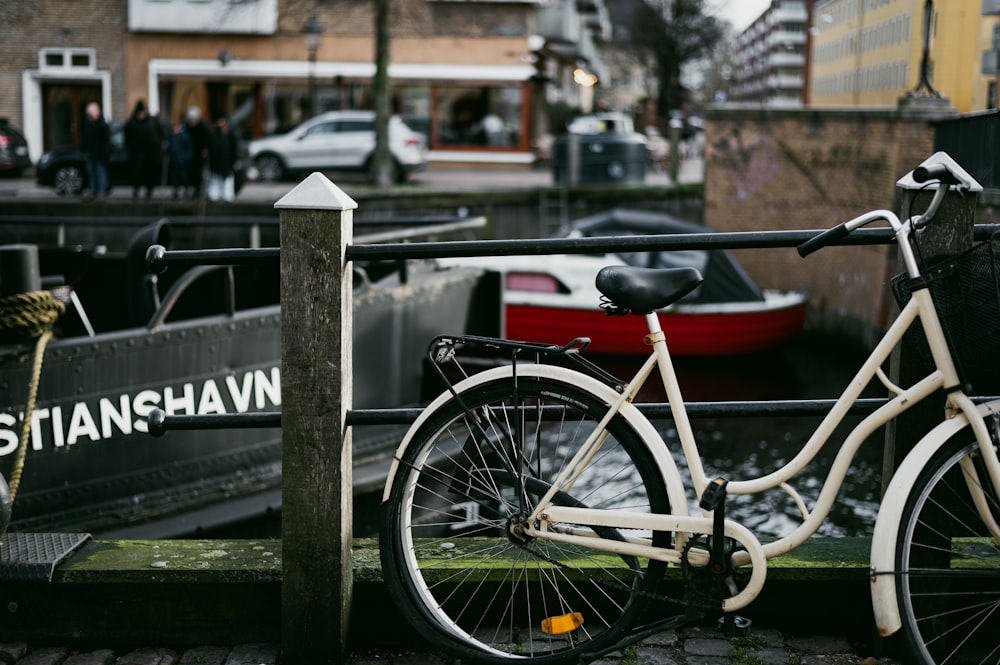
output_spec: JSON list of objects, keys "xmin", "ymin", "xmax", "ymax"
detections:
[
  {"xmin": 248, "ymin": 110, "xmax": 427, "ymax": 184},
  {"xmin": 35, "ymin": 122, "xmax": 249, "ymax": 196},
  {"xmin": 566, "ymin": 112, "xmax": 640, "ymax": 136},
  {"xmin": 0, "ymin": 118, "xmax": 32, "ymax": 177}
]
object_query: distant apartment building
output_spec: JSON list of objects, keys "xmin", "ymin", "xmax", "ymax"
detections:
[
  {"xmin": 730, "ymin": 0, "xmax": 813, "ymax": 107},
  {"xmin": 4, "ymin": 0, "xmax": 609, "ymax": 166},
  {"xmin": 983, "ymin": 0, "xmax": 1000, "ymax": 107},
  {"xmin": 809, "ymin": 0, "xmax": 992, "ymax": 112}
]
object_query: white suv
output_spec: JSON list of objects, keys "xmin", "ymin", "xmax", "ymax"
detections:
[{"xmin": 249, "ymin": 110, "xmax": 427, "ymax": 183}]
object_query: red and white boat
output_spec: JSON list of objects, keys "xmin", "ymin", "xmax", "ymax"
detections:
[{"xmin": 446, "ymin": 209, "xmax": 808, "ymax": 356}]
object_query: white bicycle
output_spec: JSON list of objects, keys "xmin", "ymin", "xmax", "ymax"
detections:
[{"xmin": 379, "ymin": 160, "xmax": 1000, "ymax": 665}]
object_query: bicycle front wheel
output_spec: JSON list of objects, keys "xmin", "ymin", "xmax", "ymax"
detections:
[
  {"xmin": 381, "ymin": 374, "xmax": 672, "ymax": 665},
  {"xmin": 895, "ymin": 431, "xmax": 1000, "ymax": 665}
]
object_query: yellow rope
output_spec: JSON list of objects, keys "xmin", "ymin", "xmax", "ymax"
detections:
[{"xmin": 0, "ymin": 291, "xmax": 65, "ymax": 502}]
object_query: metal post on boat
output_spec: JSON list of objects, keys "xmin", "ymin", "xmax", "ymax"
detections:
[
  {"xmin": 274, "ymin": 173, "xmax": 358, "ymax": 664},
  {"xmin": 0, "ymin": 244, "xmax": 41, "ymax": 536}
]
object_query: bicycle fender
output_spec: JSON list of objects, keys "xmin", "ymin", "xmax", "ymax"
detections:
[
  {"xmin": 380, "ymin": 363, "xmax": 691, "ymax": 516},
  {"xmin": 869, "ymin": 398, "xmax": 1000, "ymax": 637}
]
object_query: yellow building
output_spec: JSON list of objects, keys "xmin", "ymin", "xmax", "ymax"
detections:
[{"xmin": 810, "ymin": 0, "xmax": 994, "ymax": 112}]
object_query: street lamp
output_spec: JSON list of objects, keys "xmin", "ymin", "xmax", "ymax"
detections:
[{"xmin": 301, "ymin": 12, "xmax": 323, "ymax": 118}]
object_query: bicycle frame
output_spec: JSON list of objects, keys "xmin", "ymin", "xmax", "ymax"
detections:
[{"xmin": 514, "ymin": 203, "xmax": 1000, "ymax": 616}]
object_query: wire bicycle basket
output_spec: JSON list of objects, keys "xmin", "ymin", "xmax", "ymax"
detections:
[{"xmin": 891, "ymin": 231, "xmax": 1000, "ymax": 394}]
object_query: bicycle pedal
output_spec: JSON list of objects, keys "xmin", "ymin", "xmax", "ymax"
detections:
[
  {"xmin": 717, "ymin": 614, "xmax": 752, "ymax": 637},
  {"xmin": 699, "ymin": 476, "xmax": 729, "ymax": 511}
]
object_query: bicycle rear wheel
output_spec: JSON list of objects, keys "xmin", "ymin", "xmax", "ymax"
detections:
[
  {"xmin": 894, "ymin": 431, "xmax": 1000, "ymax": 665},
  {"xmin": 381, "ymin": 374, "xmax": 672, "ymax": 665}
]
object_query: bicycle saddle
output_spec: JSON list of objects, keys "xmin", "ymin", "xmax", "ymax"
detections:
[{"xmin": 596, "ymin": 265, "xmax": 703, "ymax": 315}]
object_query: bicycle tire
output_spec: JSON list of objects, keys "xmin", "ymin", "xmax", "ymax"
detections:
[
  {"xmin": 894, "ymin": 430, "xmax": 1000, "ymax": 665},
  {"xmin": 381, "ymin": 373, "xmax": 672, "ymax": 665}
]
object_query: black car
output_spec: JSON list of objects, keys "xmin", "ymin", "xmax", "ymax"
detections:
[
  {"xmin": 0, "ymin": 118, "xmax": 31, "ymax": 177},
  {"xmin": 34, "ymin": 123, "xmax": 133, "ymax": 196},
  {"xmin": 36, "ymin": 122, "xmax": 249, "ymax": 196}
]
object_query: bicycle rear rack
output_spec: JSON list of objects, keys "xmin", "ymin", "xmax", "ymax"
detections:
[{"xmin": 425, "ymin": 333, "xmax": 627, "ymax": 397}]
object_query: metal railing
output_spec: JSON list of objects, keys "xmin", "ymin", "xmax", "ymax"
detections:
[{"xmin": 146, "ymin": 221, "xmax": 1000, "ymax": 437}]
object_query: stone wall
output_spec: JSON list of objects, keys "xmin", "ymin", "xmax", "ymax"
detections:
[{"xmin": 702, "ymin": 105, "xmax": 946, "ymax": 345}]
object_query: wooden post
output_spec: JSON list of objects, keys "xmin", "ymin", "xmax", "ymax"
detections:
[{"xmin": 275, "ymin": 173, "xmax": 358, "ymax": 664}]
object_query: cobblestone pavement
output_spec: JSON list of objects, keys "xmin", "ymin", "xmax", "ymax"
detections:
[{"xmin": 0, "ymin": 623, "xmax": 905, "ymax": 665}]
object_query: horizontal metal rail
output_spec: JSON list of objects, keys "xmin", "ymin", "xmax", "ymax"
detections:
[
  {"xmin": 143, "ymin": 390, "xmax": 1000, "ymax": 434},
  {"xmin": 144, "ymin": 224, "xmax": 1000, "ymax": 271},
  {"xmin": 346, "ymin": 223, "xmax": 1000, "ymax": 261},
  {"xmin": 0, "ymin": 213, "xmax": 484, "ymax": 228}
]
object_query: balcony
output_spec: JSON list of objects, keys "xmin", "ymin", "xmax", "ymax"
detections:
[
  {"xmin": 768, "ymin": 73, "xmax": 804, "ymax": 89},
  {"xmin": 768, "ymin": 29, "xmax": 807, "ymax": 48},
  {"xmin": 536, "ymin": 0, "xmax": 580, "ymax": 44},
  {"xmin": 768, "ymin": 4, "xmax": 808, "ymax": 24},
  {"xmin": 128, "ymin": 0, "xmax": 277, "ymax": 34},
  {"xmin": 770, "ymin": 51, "xmax": 805, "ymax": 67},
  {"xmin": 582, "ymin": 2, "xmax": 611, "ymax": 42}
]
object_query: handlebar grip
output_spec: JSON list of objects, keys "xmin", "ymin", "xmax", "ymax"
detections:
[
  {"xmin": 797, "ymin": 224, "xmax": 849, "ymax": 257},
  {"xmin": 913, "ymin": 163, "xmax": 961, "ymax": 185}
]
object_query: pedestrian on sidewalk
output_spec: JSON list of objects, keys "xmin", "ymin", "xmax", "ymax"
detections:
[
  {"xmin": 185, "ymin": 106, "xmax": 211, "ymax": 198},
  {"xmin": 168, "ymin": 120, "xmax": 193, "ymax": 199},
  {"xmin": 81, "ymin": 102, "xmax": 111, "ymax": 200},
  {"xmin": 124, "ymin": 99, "xmax": 163, "ymax": 200},
  {"xmin": 207, "ymin": 117, "xmax": 238, "ymax": 202}
]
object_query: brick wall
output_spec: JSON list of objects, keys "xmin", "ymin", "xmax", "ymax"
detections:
[
  {"xmin": 0, "ymin": 0, "xmax": 128, "ymax": 124},
  {"xmin": 703, "ymin": 106, "xmax": 941, "ymax": 344}
]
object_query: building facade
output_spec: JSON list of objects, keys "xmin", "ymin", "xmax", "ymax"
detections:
[
  {"xmin": 730, "ymin": 0, "xmax": 813, "ymax": 107},
  {"xmin": 809, "ymin": 0, "xmax": 992, "ymax": 112},
  {"xmin": 3, "ymin": 0, "xmax": 608, "ymax": 166},
  {"xmin": 982, "ymin": 0, "xmax": 1000, "ymax": 107}
]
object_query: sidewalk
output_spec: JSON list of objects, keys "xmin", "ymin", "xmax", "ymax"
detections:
[{"xmin": 0, "ymin": 159, "xmax": 703, "ymax": 204}]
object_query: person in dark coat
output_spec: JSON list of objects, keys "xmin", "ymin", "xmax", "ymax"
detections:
[
  {"xmin": 207, "ymin": 117, "xmax": 238, "ymax": 202},
  {"xmin": 123, "ymin": 99, "xmax": 163, "ymax": 199},
  {"xmin": 168, "ymin": 120, "xmax": 193, "ymax": 199},
  {"xmin": 184, "ymin": 106, "xmax": 211, "ymax": 198},
  {"xmin": 81, "ymin": 101, "xmax": 111, "ymax": 200}
]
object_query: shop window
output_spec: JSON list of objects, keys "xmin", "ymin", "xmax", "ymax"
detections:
[{"xmin": 434, "ymin": 86, "xmax": 523, "ymax": 149}]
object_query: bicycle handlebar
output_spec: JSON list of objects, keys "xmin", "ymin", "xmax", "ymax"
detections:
[
  {"xmin": 797, "ymin": 159, "xmax": 969, "ymax": 258},
  {"xmin": 796, "ymin": 223, "xmax": 850, "ymax": 257},
  {"xmin": 912, "ymin": 163, "xmax": 963, "ymax": 186}
]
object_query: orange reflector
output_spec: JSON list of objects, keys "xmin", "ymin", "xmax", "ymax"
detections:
[{"xmin": 541, "ymin": 612, "xmax": 584, "ymax": 635}]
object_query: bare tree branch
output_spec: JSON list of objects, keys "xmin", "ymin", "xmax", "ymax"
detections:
[{"xmin": 620, "ymin": 0, "xmax": 724, "ymax": 115}]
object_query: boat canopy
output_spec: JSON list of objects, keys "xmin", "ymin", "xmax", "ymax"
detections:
[{"xmin": 567, "ymin": 208, "xmax": 764, "ymax": 304}]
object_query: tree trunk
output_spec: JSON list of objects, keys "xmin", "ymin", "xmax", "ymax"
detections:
[{"xmin": 372, "ymin": 0, "xmax": 393, "ymax": 188}]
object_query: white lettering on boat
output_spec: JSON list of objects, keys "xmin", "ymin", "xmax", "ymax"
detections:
[{"xmin": 0, "ymin": 366, "xmax": 281, "ymax": 457}]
